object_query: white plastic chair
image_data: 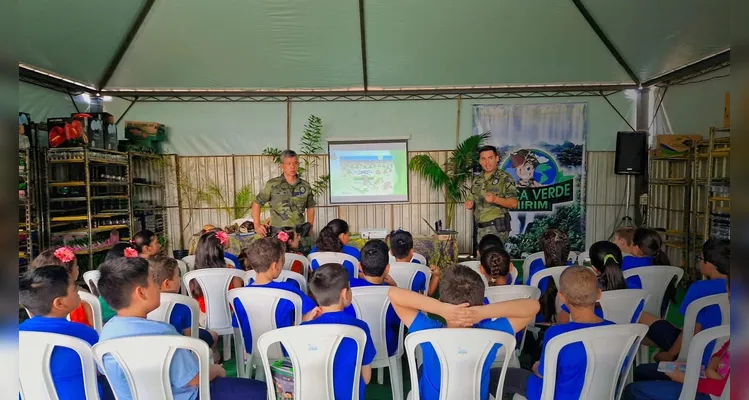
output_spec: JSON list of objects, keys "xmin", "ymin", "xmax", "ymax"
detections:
[
  {"xmin": 389, "ymin": 262, "xmax": 432, "ymax": 294},
  {"xmin": 622, "ymin": 266, "xmax": 684, "ymax": 318},
  {"xmin": 20, "ymin": 331, "xmax": 101, "ymax": 400},
  {"xmin": 228, "ymin": 287, "xmax": 303, "ymax": 380},
  {"xmin": 459, "ymin": 261, "xmax": 489, "ymax": 287},
  {"xmin": 350, "ymin": 286, "xmax": 405, "ymax": 400},
  {"xmin": 183, "ymin": 268, "xmax": 246, "ymax": 362},
  {"xmin": 224, "ymin": 257, "xmax": 237, "ymax": 269},
  {"xmin": 82, "ymin": 270, "xmax": 100, "ymax": 295},
  {"xmin": 181, "ymin": 255, "xmax": 196, "ymax": 270},
  {"xmin": 677, "ymin": 293, "xmax": 730, "ymax": 363},
  {"xmin": 175, "ymin": 260, "xmax": 189, "ymax": 295},
  {"xmin": 93, "ymin": 335, "xmax": 210, "ymax": 400},
  {"xmin": 514, "ymin": 324, "xmax": 648, "ymax": 400},
  {"xmin": 597, "ymin": 289, "xmax": 650, "ymax": 324},
  {"xmin": 484, "ymin": 285, "xmax": 542, "ymax": 368},
  {"xmin": 147, "ymin": 293, "xmax": 200, "ymax": 338},
  {"xmin": 677, "ymin": 324, "xmax": 730, "ymax": 400},
  {"xmin": 283, "ymin": 252, "xmax": 311, "ymax": 280},
  {"xmin": 405, "ymin": 328, "xmax": 517, "ymax": 400},
  {"xmin": 256, "ymin": 324, "xmax": 367, "ymax": 400},
  {"xmin": 411, "ymin": 252, "xmax": 428, "ymax": 265},
  {"xmin": 528, "ymin": 265, "xmax": 569, "ymax": 289},
  {"xmin": 245, "ymin": 270, "xmax": 307, "ymax": 294},
  {"xmin": 79, "ymin": 291, "xmax": 104, "ymax": 334},
  {"xmin": 576, "ymin": 250, "xmax": 590, "ymax": 265},
  {"xmin": 521, "ymin": 251, "xmax": 544, "ymax": 285},
  {"xmin": 308, "ymin": 251, "xmax": 360, "ymax": 276}
]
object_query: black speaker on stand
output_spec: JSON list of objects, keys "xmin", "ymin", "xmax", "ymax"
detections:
[{"xmin": 613, "ymin": 131, "xmax": 647, "ymax": 230}]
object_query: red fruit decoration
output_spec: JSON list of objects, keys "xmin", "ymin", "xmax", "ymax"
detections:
[{"xmin": 49, "ymin": 126, "xmax": 66, "ymax": 147}]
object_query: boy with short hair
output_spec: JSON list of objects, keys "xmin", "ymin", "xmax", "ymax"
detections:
[
  {"xmin": 389, "ymin": 230, "xmax": 441, "ymax": 295},
  {"xmin": 19, "ymin": 266, "xmax": 114, "ymax": 400},
  {"xmin": 347, "ymin": 239, "xmax": 401, "ymax": 357},
  {"xmin": 638, "ymin": 239, "xmax": 729, "ymax": 369},
  {"xmin": 494, "ymin": 265, "xmax": 612, "ymax": 400},
  {"xmin": 303, "ymin": 263, "xmax": 377, "ymax": 400},
  {"xmin": 147, "ymin": 256, "xmax": 220, "ymax": 360},
  {"xmin": 97, "ymin": 257, "xmax": 266, "ymax": 400},
  {"xmin": 389, "ymin": 265, "xmax": 539, "ymax": 400}
]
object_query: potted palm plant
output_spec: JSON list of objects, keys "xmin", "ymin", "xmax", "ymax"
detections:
[{"xmin": 409, "ymin": 132, "xmax": 490, "ymax": 230}]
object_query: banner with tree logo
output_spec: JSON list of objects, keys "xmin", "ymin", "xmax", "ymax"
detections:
[{"xmin": 472, "ymin": 103, "xmax": 586, "ymax": 258}]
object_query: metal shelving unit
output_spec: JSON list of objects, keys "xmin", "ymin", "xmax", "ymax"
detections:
[
  {"xmin": 45, "ymin": 147, "xmax": 132, "ymax": 272},
  {"xmin": 129, "ymin": 152, "xmax": 167, "ymax": 240},
  {"xmin": 647, "ymin": 144, "xmax": 695, "ymax": 272},
  {"xmin": 18, "ymin": 148, "xmax": 39, "ymax": 272},
  {"xmin": 694, "ymin": 127, "xmax": 730, "ymax": 243}
]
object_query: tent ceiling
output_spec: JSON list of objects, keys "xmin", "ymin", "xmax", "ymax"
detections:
[
  {"xmin": 18, "ymin": 0, "xmax": 729, "ymax": 91},
  {"xmin": 19, "ymin": 0, "xmax": 147, "ymax": 87},
  {"xmin": 580, "ymin": 0, "xmax": 730, "ymax": 82}
]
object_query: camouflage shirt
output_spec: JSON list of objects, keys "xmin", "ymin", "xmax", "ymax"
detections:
[
  {"xmin": 466, "ymin": 169, "xmax": 518, "ymax": 223},
  {"xmin": 255, "ymin": 175, "xmax": 316, "ymax": 227}
]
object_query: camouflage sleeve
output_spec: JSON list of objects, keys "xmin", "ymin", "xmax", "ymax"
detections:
[
  {"xmin": 465, "ymin": 177, "xmax": 475, "ymax": 202},
  {"xmin": 305, "ymin": 183, "xmax": 317, "ymax": 208},
  {"xmin": 255, "ymin": 181, "xmax": 272, "ymax": 206},
  {"xmin": 501, "ymin": 172, "xmax": 518, "ymax": 199}
]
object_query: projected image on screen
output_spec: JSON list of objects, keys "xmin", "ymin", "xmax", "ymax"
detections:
[{"xmin": 329, "ymin": 141, "xmax": 409, "ymax": 204}]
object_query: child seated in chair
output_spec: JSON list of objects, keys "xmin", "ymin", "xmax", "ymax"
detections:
[
  {"xmin": 346, "ymin": 239, "xmax": 401, "ymax": 357},
  {"xmin": 476, "ymin": 233, "xmax": 503, "ymax": 258},
  {"xmin": 130, "ymin": 230, "xmax": 162, "ymax": 259},
  {"xmin": 148, "ymin": 255, "xmax": 220, "ymax": 361},
  {"xmin": 97, "ymin": 257, "xmax": 267, "ymax": 400},
  {"xmin": 19, "ymin": 266, "xmax": 115, "ymax": 400},
  {"xmin": 480, "ymin": 246, "xmax": 514, "ymax": 286},
  {"xmin": 302, "ymin": 263, "xmax": 377, "ymax": 400},
  {"xmin": 526, "ymin": 229, "xmax": 571, "ymax": 323},
  {"xmin": 310, "ymin": 223, "xmax": 358, "ymax": 277},
  {"xmin": 235, "ymin": 237, "xmax": 318, "ymax": 350},
  {"xmin": 494, "ymin": 266, "xmax": 613, "ymax": 400},
  {"xmin": 622, "ymin": 276, "xmax": 730, "ymax": 400},
  {"xmin": 389, "ymin": 229, "xmax": 440, "ymax": 295},
  {"xmin": 190, "ymin": 230, "xmax": 244, "ymax": 316},
  {"xmin": 613, "ymin": 227, "xmax": 671, "ymax": 290},
  {"xmin": 637, "ymin": 239, "xmax": 729, "ymax": 367},
  {"xmin": 389, "ymin": 265, "xmax": 538, "ymax": 400},
  {"xmin": 30, "ymin": 247, "xmax": 94, "ymax": 328}
]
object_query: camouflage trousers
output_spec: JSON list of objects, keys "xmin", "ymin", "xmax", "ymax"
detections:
[{"xmin": 477, "ymin": 225, "xmax": 509, "ymax": 247}]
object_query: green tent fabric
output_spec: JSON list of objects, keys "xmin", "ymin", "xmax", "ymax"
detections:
[{"xmin": 18, "ymin": 0, "xmax": 729, "ymax": 91}]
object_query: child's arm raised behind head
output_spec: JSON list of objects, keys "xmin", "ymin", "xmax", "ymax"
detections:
[
  {"xmin": 388, "ymin": 286, "xmax": 472, "ymax": 328},
  {"xmin": 470, "ymin": 298, "xmax": 540, "ymax": 333}
]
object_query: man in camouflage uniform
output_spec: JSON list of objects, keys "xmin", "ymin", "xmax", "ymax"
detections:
[
  {"xmin": 465, "ymin": 145, "xmax": 519, "ymax": 245},
  {"xmin": 252, "ymin": 150, "xmax": 316, "ymax": 237}
]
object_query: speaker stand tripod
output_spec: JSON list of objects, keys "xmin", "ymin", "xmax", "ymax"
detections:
[{"xmin": 614, "ymin": 174, "xmax": 636, "ymax": 230}]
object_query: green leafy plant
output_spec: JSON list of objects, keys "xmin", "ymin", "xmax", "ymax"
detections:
[
  {"xmin": 197, "ymin": 182, "xmax": 257, "ymax": 220},
  {"xmin": 263, "ymin": 115, "xmax": 330, "ymax": 196},
  {"xmin": 409, "ymin": 132, "xmax": 491, "ymax": 229}
]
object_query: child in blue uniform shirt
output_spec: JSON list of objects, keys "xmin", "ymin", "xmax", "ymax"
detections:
[
  {"xmin": 637, "ymin": 238, "xmax": 729, "ymax": 373},
  {"xmin": 480, "ymin": 246, "xmax": 515, "ymax": 286},
  {"xmin": 390, "ymin": 230, "xmax": 441, "ymax": 295},
  {"xmin": 97, "ymin": 257, "xmax": 266, "ymax": 400},
  {"xmin": 234, "ymin": 237, "xmax": 318, "ymax": 356},
  {"xmin": 302, "ymin": 263, "xmax": 377, "ymax": 400},
  {"xmin": 494, "ymin": 266, "xmax": 614, "ymax": 400},
  {"xmin": 526, "ymin": 229, "xmax": 571, "ymax": 323},
  {"xmin": 310, "ymin": 219, "xmax": 360, "ymax": 277},
  {"xmin": 147, "ymin": 256, "xmax": 220, "ymax": 360},
  {"xmin": 19, "ymin": 266, "xmax": 115, "ymax": 400},
  {"xmin": 614, "ymin": 227, "xmax": 672, "ymax": 290},
  {"xmin": 390, "ymin": 265, "xmax": 538, "ymax": 400},
  {"xmin": 346, "ymin": 239, "xmax": 401, "ymax": 356}
]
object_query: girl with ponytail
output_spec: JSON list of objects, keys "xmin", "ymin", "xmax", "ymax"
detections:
[
  {"xmin": 310, "ymin": 219, "xmax": 361, "ymax": 260},
  {"xmin": 531, "ymin": 229, "xmax": 571, "ymax": 323},
  {"xmin": 624, "ymin": 227, "xmax": 671, "ymax": 289}
]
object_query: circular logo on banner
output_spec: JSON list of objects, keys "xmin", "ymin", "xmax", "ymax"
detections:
[{"xmin": 501, "ymin": 149, "xmax": 558, "ymax": 188}]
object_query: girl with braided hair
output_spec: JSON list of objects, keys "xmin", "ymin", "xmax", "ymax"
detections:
[{"xmin": 527, "ymin": 229, "xmax": 571, "ymax": 323}]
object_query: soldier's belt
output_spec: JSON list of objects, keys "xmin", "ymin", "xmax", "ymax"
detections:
[{"xmin": 476, "ymin": 215, "xmax": 511, "ymax": 232}]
